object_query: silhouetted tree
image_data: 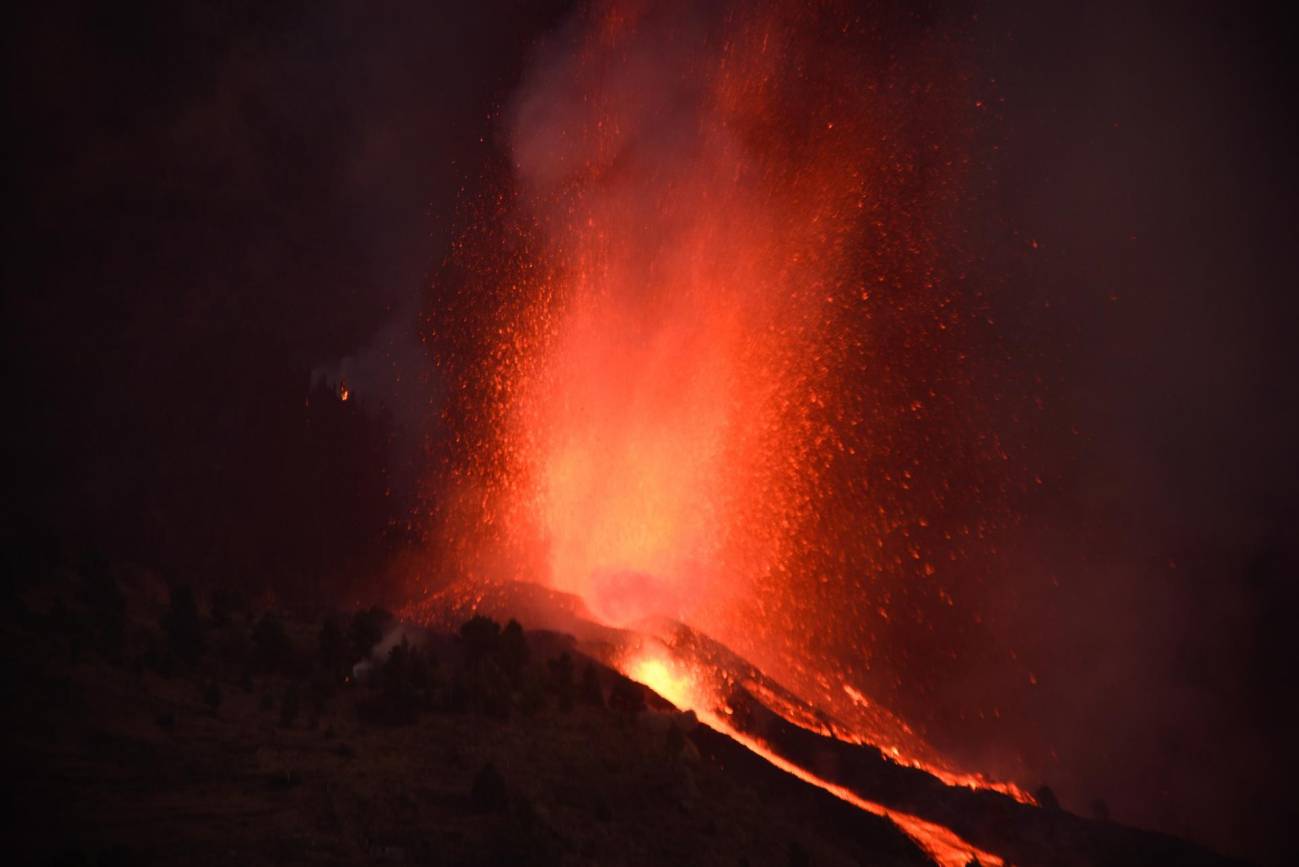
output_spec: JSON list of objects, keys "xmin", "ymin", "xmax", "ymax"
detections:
[
  {"xmin": 318, "ymin": 615, "xmax": 349, "ymax": 679},
  {"xmin": 499, "ymin": 618, "xmax": 529, "ymax": 681},
  {"xmin": 579, "ymin": 662, "xmax": 603, "ymax": 707},
  {"xmin": 384, "ymin": 636, "xmax": 412, "ymax": 686},
  {"xmin": 1035, "ymin": 784, "xmax": 1060, "ymax": 810},
  {"xmin": 459, "ymin": 614, "xmax": 501, "ymax": 665},
  {"xmin": 357, "ymin": 636, "xmax": 440, "ymax": 725},
  {"xmin": 470, "ymin": 761, "xmax": 508, "ymax": 813},
  {"xmin": 548, "ymin": 653, "xmax": 574, "ymax": 711},
  {"xmin": 350, "ymin": 606, "xmax": 391, "ymax": 661}
]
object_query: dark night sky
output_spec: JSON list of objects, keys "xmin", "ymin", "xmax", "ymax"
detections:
[
  {"xmin": 963, "ymin": 3, "xmax": 1299, "ymax": 858},
  {"xmin": 5, "ymin": 2, "xmax": 1297, "ymax": 863},
  {"xmin": 6, "ymin": 0, "xmax": 569, "ymax": 592}
]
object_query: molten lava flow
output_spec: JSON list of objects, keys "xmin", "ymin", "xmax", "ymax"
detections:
[
  {"xmin": 625, "ymin": 655, "xmax": 698, "ymax": 711},
  {"xmin": 727, "ymin": 731, "xmax": 1005, "ymax": 867},
  {"xmin": 428, "ymin": 0, "xmax": 1031, "ymax": 844},
  {"xmin": 622, "ymin": 647, "xmax": 1003, "ymax": 867}
]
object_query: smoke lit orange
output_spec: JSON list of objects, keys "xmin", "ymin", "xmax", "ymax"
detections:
[{"xmin": 425, "ymin": 0, "xmax": 1028, "ymax": 855}]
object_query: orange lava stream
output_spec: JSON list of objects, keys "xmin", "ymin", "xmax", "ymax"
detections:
[
  {"xmin": 721, "ymin": 729, "xmax": 1005, "ymax": 867},
  {"xmin": 748, "ymin": 678, "xmax": 1033, "ymax": 804},
  {"xmin": 625, "ymin": 651, "xmax": 1004, "ymax": 867}
]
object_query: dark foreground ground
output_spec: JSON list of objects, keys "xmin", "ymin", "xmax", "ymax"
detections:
[
  {"xmin": 2, "ymin": 555, "xmax": 1251, "ymax": 867},
  {"xmin": 3, "ymin": 558, "xmax": 930, "ymax": 867}
]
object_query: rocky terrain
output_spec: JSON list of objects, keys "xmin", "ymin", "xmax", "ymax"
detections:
[
  {"xmin": 4, "ymin": 557, "xmax": 930, "ymax": 867},
  {"xmin": 2, "ymin": 554, "xmax": 1251, "ymax": 866}
]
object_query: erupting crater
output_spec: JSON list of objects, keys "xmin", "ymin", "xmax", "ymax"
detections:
[{"xmin": 422, "ymin": 1, "xmax": 1035, "ymax": 864}]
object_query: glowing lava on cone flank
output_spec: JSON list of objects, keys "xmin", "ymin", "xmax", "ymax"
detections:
[
  {"xmin": 426, "ymin": 0, "xmax": 1029, "ymax": 837},
  {"xmin": 621, "ymin": 646, "xmax": 1004, "ymax": 867}
]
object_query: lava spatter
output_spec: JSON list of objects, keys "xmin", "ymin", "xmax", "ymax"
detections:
[{"xmin": 423, "ymin": 0, "xmax": 1028, "ymax": 854}]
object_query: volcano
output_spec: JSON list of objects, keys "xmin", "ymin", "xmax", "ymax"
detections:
[
  {"xmin": 8, "ymin": 0, "xmax": 1294, "ymax": 864},
  {"xmin": 425, "ymin": 3, "xmax": 1042, "ymax": 847},
  {"xmin": 408, "ymin": 577, "xmax": 1245, "ymax": 867}
]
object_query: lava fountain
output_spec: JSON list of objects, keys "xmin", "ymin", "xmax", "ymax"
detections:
[{"xmin": 424, "ymin": 0, "xmax": 1028, "ymax": 857}]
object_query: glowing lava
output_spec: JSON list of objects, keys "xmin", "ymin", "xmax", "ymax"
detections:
[
  {"xmin": 426, "ymin": 0, "xmax": 1030, "ymax": 855},
  {"xmin": 622, "ymin": 647, "xmax": 1003, "ymax": 867},
  {"xmin": 625, "ymin": 655, "xmax": 697, "ymax": 710}
]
